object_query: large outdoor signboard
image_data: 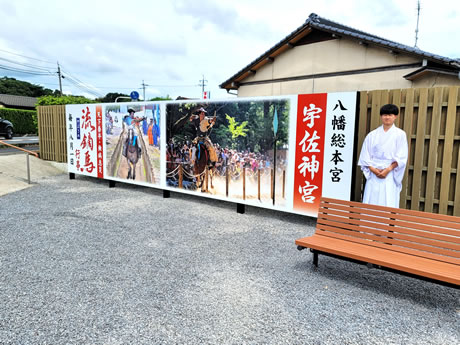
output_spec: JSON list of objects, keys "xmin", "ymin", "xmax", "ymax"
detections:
[{"xmin": 66, "ymin": 92, "xmax": 357, "ymax": 217}]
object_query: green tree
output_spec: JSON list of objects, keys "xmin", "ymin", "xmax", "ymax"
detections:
[
  {"xmin": 226, "ymin": 113, "xmax": 248, "ymax": 137},
  {"xmin": 95, "ymin": 92, "xmax": 130, "ymax": 103},
  {"xmin": 149, "ymin": 95, "xmax": 172, "ymax": 101},
  {"xmin": 0, "ymin": 77, "xmax": 58, "ymax": 97}
]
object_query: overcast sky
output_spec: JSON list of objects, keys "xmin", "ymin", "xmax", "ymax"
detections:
[{"xmin": 0, "ymin": 0, "xmax": 458, "ymax": 100}]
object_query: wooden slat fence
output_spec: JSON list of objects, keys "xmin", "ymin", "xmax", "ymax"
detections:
[
  {"xmin": 353, "ymin": 86, "xmax": 460, "ymax": 216},
  {"xmin": 37, "ymin": 105, "xmax": 67, "ymax": 163}
]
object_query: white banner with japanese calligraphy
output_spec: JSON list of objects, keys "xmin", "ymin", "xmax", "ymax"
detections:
[
  {"xmin": 66, "ymin": 104, "xmax": 103, "ymax": 177},
  {"xmin": 321, "ymin": 92, "xmax": 357, "ymax": 200},
  {"xmin": 66, "ymin": 92, "xmax": 357, "ymax": 218},
  {"xmin": 292, "ymin": 92, "xmax": 357, "ymax": 217}
]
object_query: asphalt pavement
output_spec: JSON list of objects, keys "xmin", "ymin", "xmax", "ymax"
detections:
[
  {"xmin": 0, "ymin": 154, "xmax": 459, "ymax": 344},
  {"xmin": 0, "ymin": 135, "xmax": 39, "ymax": 145}
]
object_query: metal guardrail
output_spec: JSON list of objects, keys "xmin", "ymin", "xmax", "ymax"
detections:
[{"xmin": 0, "ymin": 139, "xmax": 39, "ymax": 184}]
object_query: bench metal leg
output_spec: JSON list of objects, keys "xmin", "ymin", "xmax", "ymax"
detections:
[
  {"xmin": 69, "ymin": 173, "xmax": 75, "ymax": 180},
  {"xmin": 313, "ymin": 251, "xmax": 318, "ymax": 267}
]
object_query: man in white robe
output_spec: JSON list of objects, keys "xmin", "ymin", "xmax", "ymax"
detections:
[{"xmin": 358, "ymin": 104, "xmax": 408, "ymax": 208}]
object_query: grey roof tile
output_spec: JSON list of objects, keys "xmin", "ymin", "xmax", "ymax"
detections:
[
  {"xmin": 309, "ymin": 13, "xmax": 459, "ymax": 64},
  {"xmin": 0, "ymin": 94, "xmax": 37, "ymax": 108}
]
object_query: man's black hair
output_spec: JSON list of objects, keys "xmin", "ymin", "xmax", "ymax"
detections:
[{"xmin": 380, "ymin": 104, "xmax": 399, "ymax": 116}]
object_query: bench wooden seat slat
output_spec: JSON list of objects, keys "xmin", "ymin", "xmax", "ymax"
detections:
[
  {"xmin": 319, "ymin": 206, "xmax": 460, "ymax": 238},
  {"xmin": 295, "ymin": 234, "xmax": 460, "ymax": 285},
  {"xmin": 319, "ymin": 215, "xmax": 460, "ymax": 245},
  {"xmin": 318, "ymin": 224, "xmax": 460, "ymax": 253},
  {"xmin": 296, "ymin": 197, "xmax": 460, "ymax": 287},
  {"xmin": 316, "ymin": 226, "xmax": 460, "ymax": 265},
  {"xmin": 317, "ymin": 217, "xmax": 460, "ymax": 251},
  {"xmin": 321, "ymin": 197, "xmax": 460, "ymax": 224}
]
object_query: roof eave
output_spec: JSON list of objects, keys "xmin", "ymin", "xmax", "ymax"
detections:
[{"xmin": 403, "ymin": 66, "xmax": 460, "ymax": 81}]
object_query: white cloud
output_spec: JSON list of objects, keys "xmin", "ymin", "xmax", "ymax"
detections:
[{"xmin": 0, "ymin": 0, "xmax": 458, "ymax": 99}]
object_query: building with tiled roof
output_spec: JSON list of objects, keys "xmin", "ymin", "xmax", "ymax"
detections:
[
  {"xmin": 0, "ymin": 94, "xmax": 37, "ymax": 110},
  {"xmin": 220, "ymin": 13, "xmax": 460, "ymax": 96}
]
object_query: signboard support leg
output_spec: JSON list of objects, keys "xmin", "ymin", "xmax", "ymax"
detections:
[
  {"xmin": 258, "ymin": 169, "xmax": 261, "ymax": 201},
  {"xmin": 226, "ymin": 169, "xmax": 229, "ymax": 197},
  {"xmin": 69, "ymin": 173, "xmax": 75, "ymax": 180},
  {"xmin": 109, "ymin": 180, "xmax": 116, "ymax": 188},
  {"xmin": 237, "ymin": 203, "xmax": 245, "ymax": 214},
  {"xmin": 282, "ymin": 170, "xmax": 286, "ymax": 199},
  {"xmin": 270, "ymin": 169, "xmax": 274, "ymax": 203},
  {"xmin": 243, "ymin": 167, "xmax": 246, "ymax": 200},
  {"xmin": 163, "ymin": 190, "xmax": 170, "ymax": 198}
]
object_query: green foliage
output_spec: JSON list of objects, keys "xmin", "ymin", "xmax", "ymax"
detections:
[
  {"xmin": 226, "ymin": 114, "xmax": 248, "ymax": 139},
  {"xmin": 94, "ymin": 93, "xmax": 172, "ymax": 103},
  {"xmin": 36, "ymin": 95, "xmax": 95, "ymax": 106},
  {"xmin": 0, "ymin": 108, "xmax": 37, "ymax": 134},
  {"xmin": 212, "ymin": 125, "xmax": 232, "ymax": 148},
  {"xmin": 149, "ymin": 95, "xmax": 172, "ymax": 101},
  {"xmin": 0, "ymin": 77, "xmax": 58, "ymax": 97},
  {"xmin": 95, "ymin": 92, "xmax": 130, "ymax": 103}
]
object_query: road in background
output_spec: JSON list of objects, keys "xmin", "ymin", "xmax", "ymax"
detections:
[
  {"xmin": 0, "ymin": 136, "xmax": 39, "ymax": 155},
  {"xmin": 1, "ymin": 136, "xmax": 39, "ymax": 145}
]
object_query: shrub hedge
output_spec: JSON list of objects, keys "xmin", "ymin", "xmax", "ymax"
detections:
[{"xmin": 0, "ymin": 108, "xmax": 37, "ymax": 135}]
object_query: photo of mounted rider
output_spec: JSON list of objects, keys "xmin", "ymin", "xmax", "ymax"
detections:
[
  {"xmin": 165, "ymin": 99, "xmax": 290, "ymax": 206},
  {"xmin": 105, "ymin": 104, "xmax": 161, "ymax": 184}
]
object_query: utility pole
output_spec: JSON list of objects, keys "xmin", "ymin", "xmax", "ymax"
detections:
[
  {"xmin": 198, "ymin": 75, "xmax": 208, "ymax": 97},
  {"xmin": 141, "ymin": 80, "xmax": 146, "ymax": 101},
  {"xmin": 57, "ymin": 62, "xmax": 63, "ymax": 96},
  {"xmin": 414, "ymin": 0, "xmax": 421, "ymax": 47}
]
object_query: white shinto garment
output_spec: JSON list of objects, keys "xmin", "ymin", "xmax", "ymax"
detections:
[{"xmin": 358, "ymin": 124, "xmax": 408, "ymax": 208}]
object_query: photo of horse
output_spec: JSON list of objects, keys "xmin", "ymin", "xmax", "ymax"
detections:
[
  {"xmin": 105, "ymin": 104, "xmax": 161, "ymax": 184},
  {"xmin": 165, "ymin": 99, "xmax": 290, "ymax": 206}
]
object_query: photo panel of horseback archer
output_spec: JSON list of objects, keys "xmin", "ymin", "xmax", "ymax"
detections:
[
  {"xmin": 105, "ymin": 103, "xmax": 161, "ymax": 184},
  {"xmin": 165, "ymin": 99, "xmax": 290, "ymax": 207}
]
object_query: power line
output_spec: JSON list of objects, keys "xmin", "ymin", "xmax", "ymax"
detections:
[
  {"xmin": 63, "ymin": 79, "xmax": 100, "ymax": 98},
  {"xmin": 65, "ymin": 76, "xmax": 103, "ymax": 98},
  {"xmin": 0, "ymin": 64, "xmax": 53, "ymax": 76},
  {"xmin": 0, "ymin": 56, "xmax": 54, "ymax": 73},
  {"xmin": 106, "ymin": 84, "xmax": 197, "ymax": 89},
  {"xmin": 59, "ymin": 65, "xmax": 103, "ymax": 97},
  {"xmin": 0, "ymin": 49, "xmax": 199, "ymax": 97},
  {"xmin": 63, "ymin": 76, "xmax": 102, "ymax": 98},
  {"xmin": 32, "ymin": 81, "xmax": 61, "ymax": 87},
  {"xmin": 59, "ymin": 65, "xmax": 103, "ymax": 98},
  {"xmin": 0, "ymin": 48, "xmax": 55, "ymax": 65}
]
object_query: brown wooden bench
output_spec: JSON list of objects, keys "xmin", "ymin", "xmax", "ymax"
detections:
[{"xmin": 296, "ymin": 197, "xmax": 460, "ymax": 288}]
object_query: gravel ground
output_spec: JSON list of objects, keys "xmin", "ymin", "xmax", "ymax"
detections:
[{"xmin": 0, "ymin": 174, "xmax": 459, "ymax": 345}]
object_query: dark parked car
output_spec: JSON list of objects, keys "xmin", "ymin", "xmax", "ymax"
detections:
[{"xmin": 0, "ymin": 117, "xmax": 14, "ymax": 139}]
